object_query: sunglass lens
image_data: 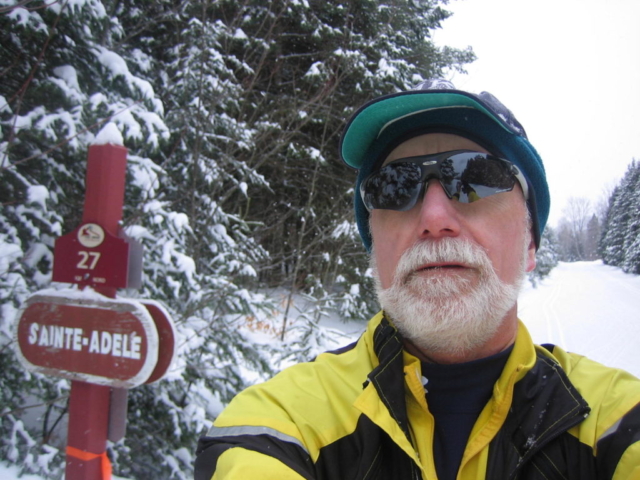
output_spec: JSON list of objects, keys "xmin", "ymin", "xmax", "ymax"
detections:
[
  {"xmin": 442, "ymin": 153, "xmax": 516, "ymax": 203},
  {"xmin": 363, "ymin": 162, "xmax": 422, "ymax": 210},
  {"xmin": 362, "ymin": 152, "xmax": 519, "ymax": 211}
]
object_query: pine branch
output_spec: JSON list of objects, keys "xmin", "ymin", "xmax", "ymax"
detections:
[{"xmin": 1, "ymin": 100, "xmax": 142, "ymax": 172}]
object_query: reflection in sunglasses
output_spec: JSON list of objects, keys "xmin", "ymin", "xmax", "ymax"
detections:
[{"xmin": 361, "ymin": 150, "xmax": 523, "ymax": 211}]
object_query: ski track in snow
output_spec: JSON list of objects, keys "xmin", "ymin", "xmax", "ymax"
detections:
[
  {"xmin": 541, "ymin": 276, "xmax": 566, "ymax": 349},
  {"xmin": 519, "ymin": 261, "xmax": 640, "ymax": 378}
]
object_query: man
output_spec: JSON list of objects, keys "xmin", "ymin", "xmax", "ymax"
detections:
[{"xmin": 195, "ymin": 80, "xmax": 640, "ymax": 479}]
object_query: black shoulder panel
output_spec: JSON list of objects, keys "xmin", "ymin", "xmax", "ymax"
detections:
[
  {"xmin": 314, "ymin": 414, "xmax": 418, "ymax": 480},
  {"xmin": 321, "ymin": 339, "xmax": 359, "ymax": 357},
  {"xmin": 597, "ymin": 401, "xmax": 640, "ymax": 479},
  {"xmin": 195, "ymin": 433, "xmax": 314, "ymax": 480}
]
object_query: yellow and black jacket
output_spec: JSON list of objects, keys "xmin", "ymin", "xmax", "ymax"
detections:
[{"xmin": 195, "ymin": 313, "xmax": 640, "ymax": 479}]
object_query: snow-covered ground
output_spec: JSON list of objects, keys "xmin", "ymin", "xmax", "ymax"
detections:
[
  {"xmin": 2, "ymin": 260, "xmax": 639, "ymax": 479},
  {"xmin": 519, "ymin": 260, "xmax": 640, "ymax": 378}
]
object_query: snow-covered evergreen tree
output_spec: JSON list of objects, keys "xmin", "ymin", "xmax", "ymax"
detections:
[
  {"xmin": 620, "ymin": 164, "xmax": 640, "ymax": 274},
  {"xmin": 1, "ymin": 2, "xmax": 171, "ymax": 476},
  {"xmin": 584, "ymin": 214, "xmax": 601, "ymax": 260},
  {"xmin": 600, "ymin": 161, "xmax": 640, "ymax": 271},
  {"xmin": 528, "ymin": 227, "xmax": 560, "ymax": 286},
  {"xmin": 1, "ymin": 2, "xmax": 272, "ymax": 477},
  {"xmin": 112, "ymin": 5, "xmax": 280, "ymax": 477},
  {"xmin": 205, "ymin": 0, "xmax": 474, "ymax": 327}
]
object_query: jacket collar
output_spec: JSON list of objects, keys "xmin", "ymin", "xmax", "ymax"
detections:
[
  {"xmin": 496, "ymin": 347, "xmax": 591, "ymax": 478},
  {"xmin": 369, "ymin": 315, "xmax": 411, "ymax": 438},
  {"xmin": 353, "ymin": 313, "xmax": 422, "ymax": 468},
  {"xmin": 359, "ymin": 313, "xmax": 591, "ymax": 477}
]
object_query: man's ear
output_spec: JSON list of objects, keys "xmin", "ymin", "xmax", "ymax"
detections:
[{"xmin": 525, "ymin": 236, "xmax": 537, "ymax": 273}]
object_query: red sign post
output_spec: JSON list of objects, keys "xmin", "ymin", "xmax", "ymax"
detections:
[
  {"xmin": 64, "ymin": 143, "xmax": 128, "ymax": 479},
  {"xmin": 15, "ymin": 143, "xmax": 176, "ymax": 480}
]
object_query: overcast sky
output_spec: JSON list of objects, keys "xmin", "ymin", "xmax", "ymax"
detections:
[{"xmin": 433, "ymin": 0, "xmax": 640, "ymax": 227}]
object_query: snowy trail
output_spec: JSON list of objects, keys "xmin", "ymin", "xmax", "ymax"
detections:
[{"xmin": 519, "ymin": 261, "xmax": 640, "ymax": 378}]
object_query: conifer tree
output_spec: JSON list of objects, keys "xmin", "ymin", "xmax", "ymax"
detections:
[
  {"xmin": 204, "ymin": 0, "xmax": 475, "ymax": 325},
  {"xmin": 619, "ymin": 163, "xmax": 640, "ymax": 274},
  {"xmin": 584, "ymin": 214, "xmax": 600, "ymax": 260},
  {"xmin": 113, "ymin": 5, "xmax": 279, "ymax": 477},
  {"xmin": 528, "ymin": 227, "xmax": 560, "ymax": 286},
  {"xmin": 1, "ymin": 2, "xmax": 272, "ymax": 477},
  {"xmin": 600, "ymin": 161, "xmax": 639, "ymax": 268},
  {"xmin": 1, "ymin": 2, "xmax": 171, "ymax": 475}
]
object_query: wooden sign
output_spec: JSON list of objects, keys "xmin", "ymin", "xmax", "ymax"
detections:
[
  {"xmin": 15, "ymin": 292, "xmax": 160, "ymax": 388},
  {"xmin": 52, "ymin": 223, "xmax": 130, "ymax": 289}
]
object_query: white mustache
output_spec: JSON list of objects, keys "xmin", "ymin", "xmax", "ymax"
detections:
[{"xmin": 392, "ymin": 238, "xmax": 491, "ymax": 285}]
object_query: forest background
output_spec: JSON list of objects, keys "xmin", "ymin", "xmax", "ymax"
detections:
[{"xmin": 1, "ymin": 0, "xmax": 637, "ymax": 478}]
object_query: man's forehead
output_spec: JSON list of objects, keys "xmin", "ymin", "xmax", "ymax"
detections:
[{"xmin": 382, "ymin": 133, "xmax": 490, "ymax": 166}]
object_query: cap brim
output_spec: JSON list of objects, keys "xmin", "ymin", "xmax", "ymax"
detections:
[{"xmin": 340, "ymin": 90, "xmax": 518, "ymax": 169}]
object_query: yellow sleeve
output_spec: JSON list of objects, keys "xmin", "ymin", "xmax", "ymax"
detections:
[{"xmin": 211, "ymin": 447, "xmax": 307, "ymax": 480}]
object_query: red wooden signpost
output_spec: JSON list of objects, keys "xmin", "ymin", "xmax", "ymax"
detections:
[{"xmin": 14, "ymin": 143, "xmax": 176, "ymax": 480}]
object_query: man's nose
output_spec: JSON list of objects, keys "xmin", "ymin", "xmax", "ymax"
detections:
[{"xmin": 416, "ymin": 179, "xmax": 462, "ymax": 240}]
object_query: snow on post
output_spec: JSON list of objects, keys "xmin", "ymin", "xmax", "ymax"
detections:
[{"xmin": 93, "ymin": 122, "xmax": 124, "ymax": 146}]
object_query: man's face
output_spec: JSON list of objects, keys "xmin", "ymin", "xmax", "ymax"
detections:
[{"xmin": 369, "ymin": 133, "xmax": 536, "ymax": 361}]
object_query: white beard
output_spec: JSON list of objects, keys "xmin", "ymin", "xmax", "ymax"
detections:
[{"xmin": 372, "ymin": 237, "xmax": 527, "ymax": 357}]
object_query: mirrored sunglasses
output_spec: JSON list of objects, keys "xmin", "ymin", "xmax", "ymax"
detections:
[{"xmin": 360, "ymin": 150, "xmax": 528, "ymax": 211}]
